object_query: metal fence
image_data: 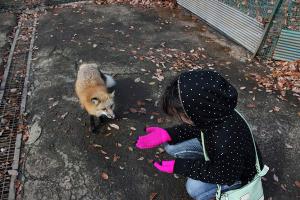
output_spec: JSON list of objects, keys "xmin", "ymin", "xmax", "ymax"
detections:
[{"xmin": 217, "ymin": 0, "xmax": 300, "ymax": 60}]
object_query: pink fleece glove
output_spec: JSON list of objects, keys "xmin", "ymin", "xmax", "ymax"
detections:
[
  {"xmin": 154, "ymin": 160, "xmax": 175, "ymax": 173},
  {"xmin": 136, "ymin": 127, "xmax": 171, "ymax": 149}
]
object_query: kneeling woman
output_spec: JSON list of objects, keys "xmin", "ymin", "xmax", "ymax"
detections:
[{"xmin": 136, "ymin": 70, "xmax": 263, "ymax": 200}]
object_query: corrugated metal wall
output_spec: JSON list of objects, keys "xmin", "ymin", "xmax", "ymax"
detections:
[
  {"xmin": 273, "ymin": 29, "xmax": 300, "ymax": 61},
  {"xmin": 177, "ymin": 0, "xmax": 265, "ymax": 53}
]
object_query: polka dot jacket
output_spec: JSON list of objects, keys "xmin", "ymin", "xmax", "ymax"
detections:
[{"xmin": 166, "ymin": 70, "xmax": 263, "ymax": 185}]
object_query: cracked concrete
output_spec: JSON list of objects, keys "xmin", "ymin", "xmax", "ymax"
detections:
[{"xmin": 21, "ymin": 3, "xmax": 300, "ymax": 200}]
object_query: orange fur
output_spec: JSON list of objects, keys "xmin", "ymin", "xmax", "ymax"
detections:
[{"xmin": 75, "ymin": 63, "xmax": 115, "ymax": 118}]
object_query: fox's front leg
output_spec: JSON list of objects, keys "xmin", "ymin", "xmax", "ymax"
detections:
[{"xmin": 90, "ymin": 115, "xmax": 97, "ymax": 134}]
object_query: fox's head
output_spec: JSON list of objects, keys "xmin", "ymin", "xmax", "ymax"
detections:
[{"xmin": 90, "ymin": 91, "xmax": 115, "ymax": 119}]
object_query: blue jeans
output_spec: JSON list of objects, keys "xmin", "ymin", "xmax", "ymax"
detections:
[{"xmin": 164, "ymin": 138, "xmax": 241, "ymax": 200}]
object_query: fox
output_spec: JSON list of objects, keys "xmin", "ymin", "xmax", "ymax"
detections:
[{"xmin": 75, "ymin": 62, "xmax": 116, "ymax": 133}]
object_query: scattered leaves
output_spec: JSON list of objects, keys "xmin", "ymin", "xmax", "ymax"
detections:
[{"xmin": 249, "ymin": 60, "xmax": 300, "ymax": 101}]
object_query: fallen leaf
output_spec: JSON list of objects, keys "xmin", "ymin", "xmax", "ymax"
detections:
[
  {"xmin": 149, "ymin": 192, "xmax": 158, "ymax": 200},
  {"xmin": 295, "ymin": 180, "xmax": 300, "ymax": 188},
  {"xmin": 273, "ymin": 106, "xmax": 280, "ymax": 112},
  {"xmin": 280, "ymin": 184, "xmax": 287, "ymax": 191},
  {"xmin": 285, "ymin": 143, "xmax": 293, "ymax": 149},
  {"xmin": 246, "ymin": 103, "xmax": 256, "ymax": 108},
  {"xmin": 273, "ymin": 174, "xmax": 279, "ymax": 182},
  {"xmin": 100, "ymin": 172, "xmax": 109, "ymax": 180},
  {"xmin": 109, "ymin": 124, "xmax": 119, "ymax": 130},
  {"xmin": 137, "ymin": 157, "xmax": 144, "ymax": 161},
  {"xmin": 116, "ymin": 143, "xmax": 122, "ymax": 147},
  {"xmin": 105, "ymin": 132, "xmax": 112, "ymax": 137},
  {"xmin": 129, "ymin": 108, "xmax": 138, "ymax": 113},
  {"xmin": 128, "ymin": 147, "xmax": 133, "ymax": 151},
  {"xmin": 100, "ymin": 150, "xmax": 107, "ymax": 155},
  {"xmin": 113, "ymin": 154, "xmax": 120, "ymax": 162},
  {"xmin": 157, "ymin": 148, "xmax": 165, "ymax": 153},
  {"xmin": 60, "ymin": 112, "xmax": 68, "ymax": 119},
  {"xmin": 134, "ymin": 78, "xmax": 141, "ymax": 83},
  {"xmin": 139, "ymin": 99, "xmax": 146, "ymax": 106},
  {"xmin": 240, "ymin": 86, "xmax": 246, "ymax": 90},
  {"xmin": 149, "ymin": 82, "xmax": 156, "ymax": 85},
  {"xmin": 92, "ymin": 144, "xmax": 102, "ymax": 148}
]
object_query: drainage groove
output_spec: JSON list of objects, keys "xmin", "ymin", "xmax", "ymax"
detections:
[{"xmin": 0, "ymin": 13, "xmax": 37, "ymax": 200}]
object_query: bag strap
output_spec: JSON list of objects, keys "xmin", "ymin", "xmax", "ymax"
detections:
[
  {"xmin": 201, "ymin": 131, "xmax": 210, "ymax": 161},
  {"xmin": 234, "ymin": 109, "xmax": 261, "ymax": 173}
]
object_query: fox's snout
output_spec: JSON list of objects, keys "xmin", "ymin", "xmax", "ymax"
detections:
[{"xmin": 105, "ymin": 111, "xmax": 115, "ymax": 119}]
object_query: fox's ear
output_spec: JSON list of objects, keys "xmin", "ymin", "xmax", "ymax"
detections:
[
  {"xmin": 110, "ymin": 91, "xmax": 115, "ymax": 97},
  {"xmin": 91, "ymin": 97, "xmax": 100, "ymax": 105}
]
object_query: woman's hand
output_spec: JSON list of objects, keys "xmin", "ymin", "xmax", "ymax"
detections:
[
  {"xmin": 136, "ymin": 127, "xmax": 171, "ymax": 149},
  {"xmin": 153, "ymin": 160, "xmax": 175, "ymax": 173}
]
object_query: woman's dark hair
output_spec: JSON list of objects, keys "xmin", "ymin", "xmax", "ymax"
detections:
[{"xmin": 162, "ymin": 75, "xmax": 185, "ymax": 117}]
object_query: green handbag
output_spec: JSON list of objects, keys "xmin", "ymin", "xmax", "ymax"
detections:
[{"xmin": 200, "ymin": 110, "xmax": 269, "ymax": 200}]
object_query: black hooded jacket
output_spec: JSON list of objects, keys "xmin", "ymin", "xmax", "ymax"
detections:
[{"xmin": 166, "ymin": 70, "xmax": 262, "ymax": 185}]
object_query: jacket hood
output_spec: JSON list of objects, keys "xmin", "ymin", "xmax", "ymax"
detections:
[{"xmin": 177, "ymin": 70, "xmax": 238, "ymax": 127}]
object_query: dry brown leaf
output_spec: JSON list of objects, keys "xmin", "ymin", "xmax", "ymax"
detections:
[
  {"xmin": 246, "ymin": 103, "xmax": 256, "ymax": 108},
  {"xmin": 129, "ymin": 108, "xmax": 138, "ymax": 113},
  {"xmin": 100, "ymin": 172, "xmax": 109, "ymax": 180},
  {"xmin": 113, "ymin": 154, "xmax": 120, "ymax": 162},
  {"xmin": 273, "ymin": 106, "xmax": 280, "ymax": 112},
  {"xmin": 149, "ymin": 192, "xmax": 158, "ymax": 200},
  {"xmin": 295, "ymin": 180, "xmax": 300, "ymax": 188}
]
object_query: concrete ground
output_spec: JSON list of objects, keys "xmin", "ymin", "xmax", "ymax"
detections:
[
  {"xmin": 0, "ymin": 12, "xmax": 16, "ymax": 78},
  {"xmin": 21, "ymin": 3, "xmax": 299, "ymax": 200}
]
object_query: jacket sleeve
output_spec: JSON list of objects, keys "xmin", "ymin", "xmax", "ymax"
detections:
[
  {"xmin": 173, "ymin": 147, "xmax": 244, "ymax": 185},
  {"xmin": 165, "ymin": 124, "xmax": 200, "ymax": 145}
]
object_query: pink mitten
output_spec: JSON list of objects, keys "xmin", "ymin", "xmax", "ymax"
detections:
[
  {"xmin": 136, "ymin": 127, "xmax": 171, "ymax": 149},
  {"xmin": 153, "ymin": 160, "xmax": 175, "ymax": 173}
]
